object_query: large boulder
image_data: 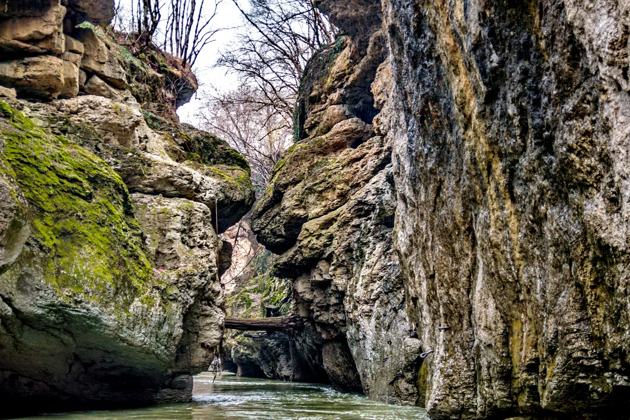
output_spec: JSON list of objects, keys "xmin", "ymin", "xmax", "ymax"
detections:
[
  {"xmin": 131, "ymin": 193, "xmax": 225, "ymax": 371},
  {"xmin": 0, "ymin": 101, "xmax": 188, "ymax": 413},
  {"xmin": 0, "ymin": 72, "xmax": 253, "ymax": 416},
  {"xmin": 0, "ymin": 97, "xmax": 246, "ymax": 415}
]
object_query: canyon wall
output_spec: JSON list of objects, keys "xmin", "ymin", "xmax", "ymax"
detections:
[
  {"xmin": 0, "ymin": 0, "xmax": 253, "ymax": 414},
  {"xmin": 383, "ymin": 0, "xmax": 630, "ymax": 417},
  {"xmin": 251, "ymin": 16, "xmax": 421, "ymax": 403},
  {"xmin": 252, "ymin": 0, "xmax": 630, "ymax": 418}
]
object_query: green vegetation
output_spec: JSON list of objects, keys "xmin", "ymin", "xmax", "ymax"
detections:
[
  {"xmin": 227, "ymin": 274, "xmax": 290, "ymax": 318},
  {"xmin": 142, "ymin": 111, "xmax": 251, "ymax": 172},
  {"xmin": 323, "ymin": 36, "xmax": 347, "ymax": 78},
  {"xmin": 225, "ymin": 250, "xmax": 291, "ymax": 318},
  {"xmin": 179, "ymin": 129, "xmax": 251, "ymax": 172},
  {"xmin": 0, "ymin": 101, "xmax": 154, "ymax": 306},
  {"xmin": 416, "ymin": 361, "xmax": 429, "ymax": 406}
]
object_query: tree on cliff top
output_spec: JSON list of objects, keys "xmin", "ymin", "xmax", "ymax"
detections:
[
  {"xmin": 198, "ymin": 85, "xmax": 291, "ymax": 193},
  {"xmin": 197, "ymin": 0, "xmax": 335, "ymax": 194},
  {"xmin": 218, "ymin": 0, "xmax": 335, "ymax": 122},
  {"xmin": 116, "ymin": 0, "xmax": 222, "ymax": 68}
]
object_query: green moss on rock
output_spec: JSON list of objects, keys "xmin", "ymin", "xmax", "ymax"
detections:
[
  {"xmin": 225, "ymin": 250, "xmax": 290, "ymax": 318},
  {"xmin": 141, "ymin": 111, "xmax": 250, "ymax": 172},
  {"xmin": 0, "ymin": 101, "xmax": 153, "ymax": 305}
]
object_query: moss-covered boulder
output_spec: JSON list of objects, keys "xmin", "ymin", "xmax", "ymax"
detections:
[
  {"xmin": 28, "ymin": 95, "xmax": 254, "ymax": 232},
  {"xmin": 0, "ymin": 101, "xmax": 224, "ymax": 415}
]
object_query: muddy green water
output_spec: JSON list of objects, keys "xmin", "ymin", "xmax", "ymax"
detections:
[{"xmin": 18, "ymin": 372, "xmax": 431, "ymax": 419}]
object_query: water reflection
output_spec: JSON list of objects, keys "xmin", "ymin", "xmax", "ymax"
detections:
[{"xmin": 19, "ymin": 372, "xmax": 431, "ymax": 419}]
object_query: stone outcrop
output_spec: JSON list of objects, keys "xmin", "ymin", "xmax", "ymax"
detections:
[
  {"xmin": 0, "ymin": 56, "xmax": 68, "ymax": 99},
  {"xmin": 0, "ymin": 2, "xmax": 66, "ymax": 54},
  {"xmin": 252, "ymin": 0, "xmax": 630, "ymax": 418},
  {"xmin": 66, "ymin": 0, "xmax": 115, "ymax": 25},
  {"xmin": 251, "ymin": 28, "xmax": 421, "ymax": 402},
  {"xmin": 0, "ymin": 0, "xmax": 254, "ymax": 415},
  {"xmin": 38, "ymin": 95, "xmax": 254, "ymax": 231},
  {"xmin": 131, "ymin": 194, "xmax": 224, "ymax": 371},
  {"xmin": 0, "ymin": 0, "xmax": 114, "ymax": 25},
  {"xmin": 0, "ymin": 0, "xmax": 194, "ymax": 122},
  {"xmin": 381, "ymin": 0, "xmax": 630, "ymax": 418},
  {"xmin": 230, "ymin": 332, "xmax": 309, "ymax": 380}
]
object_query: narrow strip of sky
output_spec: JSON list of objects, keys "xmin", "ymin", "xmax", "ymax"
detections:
[{"xmin": 114, "ymin": 0, "xmax": 245, "ymax": 125}]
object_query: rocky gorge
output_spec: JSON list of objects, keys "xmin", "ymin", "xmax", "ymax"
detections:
[
  {"xmin": 243, "ymin": 0, "xmax": 630, "ymax": 418},
  {"xmin": 0, "ymin": 0, "xmax": 253, "ymax": 415},
  {"xmin": 1, "ymin": 0, "xmax": 629, "ymax": 419}
]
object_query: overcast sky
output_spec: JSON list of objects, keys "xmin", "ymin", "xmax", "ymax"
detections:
[{"xmin": 115, "ymin": 0, "xmax": 246, "ymax": 126}]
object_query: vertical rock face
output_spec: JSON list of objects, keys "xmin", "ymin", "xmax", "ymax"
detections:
[
  {"xmin": 0, "ymin": 0, "xmax": 254, "ymax": 415},
  {"xmin": 251, "ymin": 18, "xmax": 422, "ymax": 402},
  {"xmin": 381, "ymin": 0, "xmax": 630, "ymax": 418},
  {"xmin": 253, "ymin": 0, "xmax": 630, "ymax": 418}
]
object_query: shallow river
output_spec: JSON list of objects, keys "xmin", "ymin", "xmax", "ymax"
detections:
[{"xmin": 19, "ymin": 372, "xmax": 431, "ymax": 419}]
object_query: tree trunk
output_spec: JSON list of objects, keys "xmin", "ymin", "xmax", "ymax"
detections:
[{"xmin": 224, "ymin": 314, "xmax": 303, "ymax": 333}]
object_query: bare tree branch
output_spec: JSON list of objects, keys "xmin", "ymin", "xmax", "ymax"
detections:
[
  {"xmin": 196, "ymin": 84, "xmax": 293, "ymax": 193},
  {"xmin": 116, "ymin": 0, "xmax": 222, "ymax": 68},
  {"xmin": 217, "ymin": 0, "xmax": 337, "ymax": 124}
]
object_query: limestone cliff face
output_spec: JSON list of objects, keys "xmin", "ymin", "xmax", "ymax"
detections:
[
  {"xmin": 252, "ymin": 29, "xmax": 421, "ymax": 402},
  {"xmin": 0, "ymin": 0, "xmax": 253, "ymax": 414},
  {"xmin": 253, "ymin": 0, "xmax": 630, "ymax": 418},
  {"xmin": 383, "ymin": 0, "xmax": 630, "ymax": 418}
]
